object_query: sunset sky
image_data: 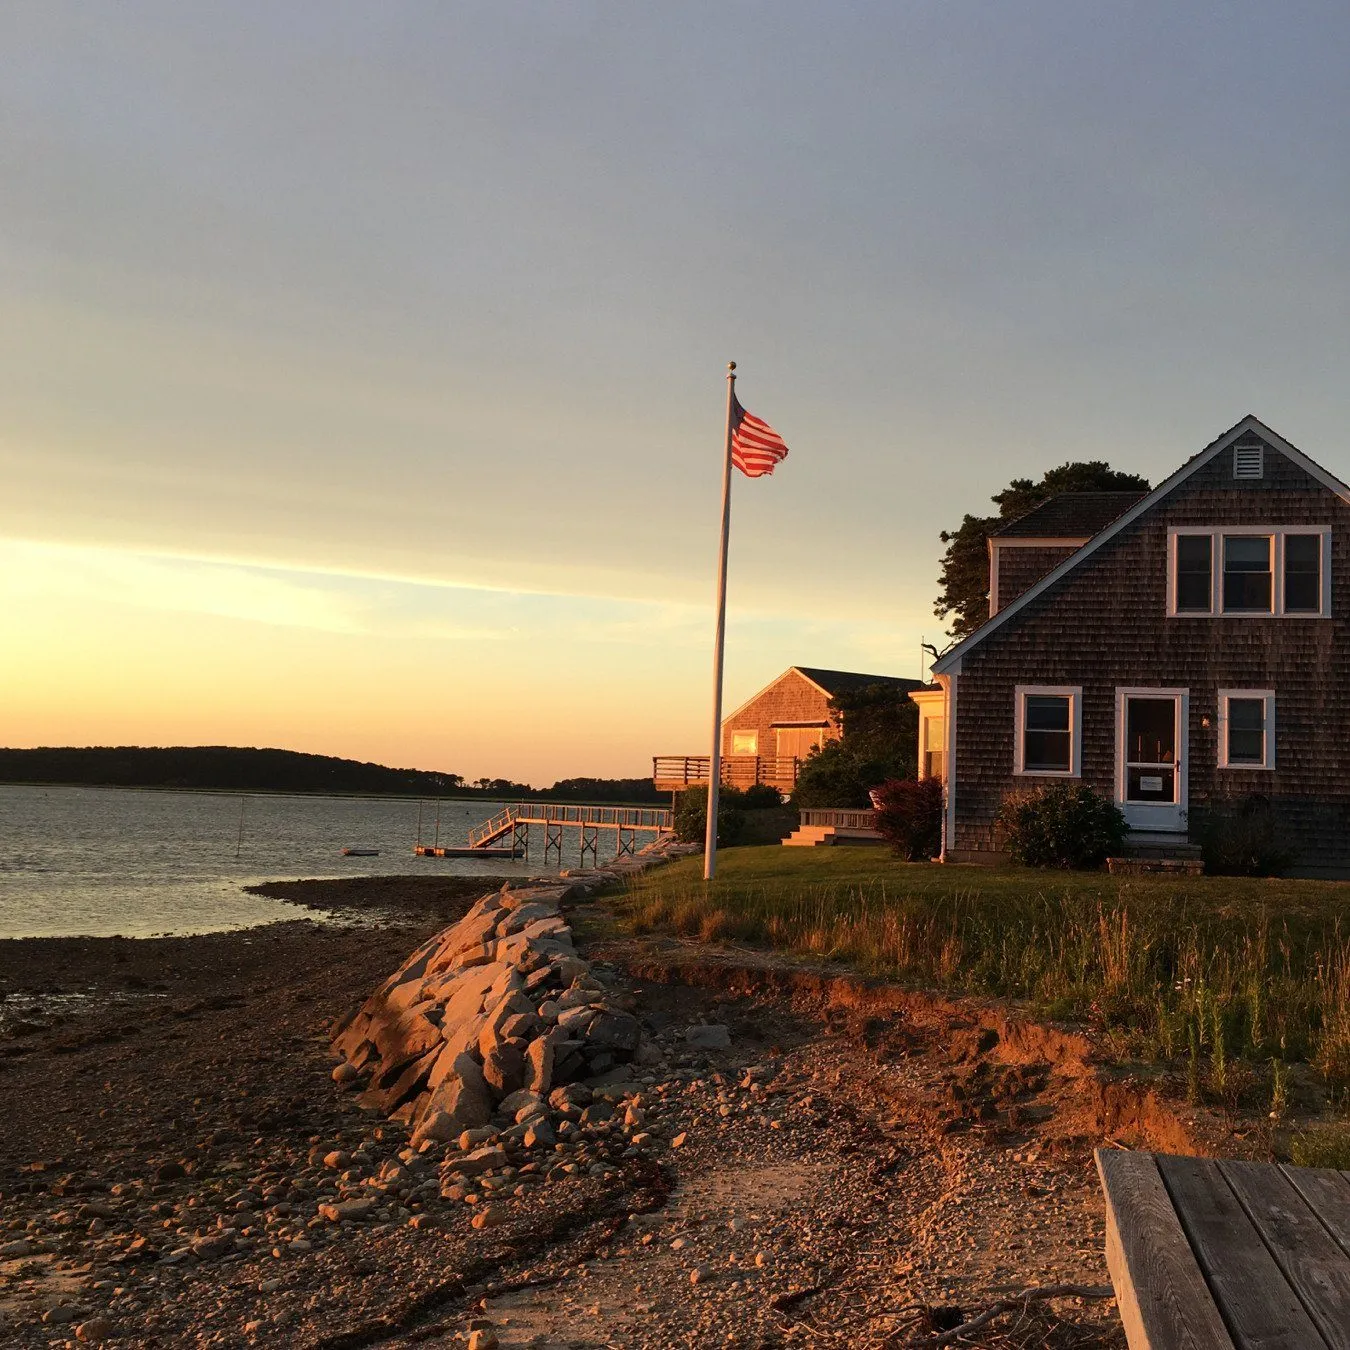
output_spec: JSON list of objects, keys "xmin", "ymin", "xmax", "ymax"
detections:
[{"xmin": 6, "ymin": 3, "xmax": 1350, "ymax": 783}]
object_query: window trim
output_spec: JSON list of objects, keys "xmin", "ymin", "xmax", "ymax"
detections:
[
  {"xmin": 1166, "ymin": 526, "xmax": 1331, "ymax": 618},
  {"xmin": 730, "ymin": 730, "xmax": 758, "ymax": 756},
  {"xmin": 1014, "ymin": 685, "xmax": 1082, "ymax": 777},
  {"xmin": 1217, "ymin": 689, "xmax": 1276, "ymax": 770}
]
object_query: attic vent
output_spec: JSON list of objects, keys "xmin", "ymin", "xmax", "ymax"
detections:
[{"xmin": 1234, "ymin": 442, "xmax": 1264, "ymax": 480}]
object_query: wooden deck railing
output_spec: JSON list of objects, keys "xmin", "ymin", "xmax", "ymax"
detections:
[
  {"xmin": 798, "ymin": 808, "xmax": 879, "ymax": 830},
  {"xmin": 652, "ymin": 755, "xmax": 802, "ymax": 790}
]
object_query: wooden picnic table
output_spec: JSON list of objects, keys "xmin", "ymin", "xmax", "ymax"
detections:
[{"xmin": 1096, "ymin": 1147, "xmax": 1350, "ymax": 1349}]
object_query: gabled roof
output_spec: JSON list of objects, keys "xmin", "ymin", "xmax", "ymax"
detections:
[
  {"xmin": 793, "ymin": 666, "xmax": 926, "ymax": 698},
  {"xmin": 721, "ymin": 666, "xmax": 924, "ymax": 726},
  {"xmin": 932, "ymin": 415, "xmax": 1350, "ymax": 677},
  {"xmin": 991, "ymin": 491, "xmax": 1148, "ymax": 540}
]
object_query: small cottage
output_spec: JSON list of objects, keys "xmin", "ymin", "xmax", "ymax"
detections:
[
  {"xmin": 925, "ymin": 415, "xmax": 1350, "ymax": 870},
  {"xmin": 655, "ymin": 665, "xmax": 923, "ymax": 795}
]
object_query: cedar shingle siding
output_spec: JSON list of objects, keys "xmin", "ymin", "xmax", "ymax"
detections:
[
  {"xmin": 721, "ymin": 667, "xmax": 923, "ymax": 761},
  {"xmin": 720, "ymin": 669, "xmax": 835, "ymax": 761},
  {"xmin": 942, "ymin": 423, "xmax": 1350, "ymax": 869},
  {"xmin": 994, "ymin": 546, "xmax": 1079, "ymax": 611}
]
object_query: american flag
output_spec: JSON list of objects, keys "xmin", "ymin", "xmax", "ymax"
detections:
[{"xmin": 730, "ymin": 394, "xmax": 790, "ymax": 477}]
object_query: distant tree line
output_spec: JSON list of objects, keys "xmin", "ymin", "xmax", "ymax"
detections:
[{"xmin": 0, "ymin": 747, "xmax": 664, "ymax": 803}]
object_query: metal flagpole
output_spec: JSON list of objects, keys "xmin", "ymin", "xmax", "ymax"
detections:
[{"xmin": 704, "ymin": 361, "xmax": 738, "ymax": 881}]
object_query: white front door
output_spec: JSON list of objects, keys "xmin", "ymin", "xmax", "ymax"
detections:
[{"xmin": 1116, "ymin": 688, "xmax": 1189, "ymax": 833}]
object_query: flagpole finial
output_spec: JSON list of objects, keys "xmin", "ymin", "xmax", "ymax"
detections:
[{"xmin": 727, "ymin": 361, "xmax": 736, "ymax": 373}]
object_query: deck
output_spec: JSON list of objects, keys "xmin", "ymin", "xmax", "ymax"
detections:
[
  {"xmin": 1096, "ymin": 1147, "xmax": 1350, "ymax": 1348},
  {"xmin": 652, "ymin": 754, "xmax": 801, "ymax": 794}
]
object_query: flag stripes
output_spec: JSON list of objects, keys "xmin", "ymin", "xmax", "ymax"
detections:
[{"xmin": 730, "ymin": 394, "xmax": 789, "ymax": 477}]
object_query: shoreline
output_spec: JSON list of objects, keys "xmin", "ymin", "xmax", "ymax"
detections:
[
  {"xmin": 0, "ymin": 781, "xmax": 663, "ymax": 807},
  {"xmin": 0, "ymin": 873, "xmax": 1126, "ymax": 1348}
]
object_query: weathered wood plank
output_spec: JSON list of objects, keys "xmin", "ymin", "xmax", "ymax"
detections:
[
  {"xmin": 1158, "ymin": 1153, "xmax": 1327, "ymax": 1350},
  {"xmin": 1219, "ymin": 1161, "xmax": 1350, "ymax": 1348},
  {"xmin": 1095, "ymin": 1149, "xmax": 1234, "ymax": 1350},
  {"xmin": 1282, "ymin": 1165, "xmax": 1350, "ymax": 1257}
]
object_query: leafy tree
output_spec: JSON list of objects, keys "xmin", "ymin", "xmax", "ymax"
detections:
[
  {"xmin": 545, "ymin": 777, "xmax": 665, "ymax": 804},
  {"xmin": 792, "ymin": 683, "xmax": 919, "ymax": 809},
  {"xmin": 935, "ymin": 462, "xmax": 1151, "ymax": 641}
]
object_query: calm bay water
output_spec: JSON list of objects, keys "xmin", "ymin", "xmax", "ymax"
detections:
[{"xmin": 0, "ymin": 784, "xmax": 543, "ymax": 939}]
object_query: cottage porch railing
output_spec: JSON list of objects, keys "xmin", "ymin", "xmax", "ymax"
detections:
[{"xmin": 798, "ymin": 808, "xmax": 879, "ymax": 831}]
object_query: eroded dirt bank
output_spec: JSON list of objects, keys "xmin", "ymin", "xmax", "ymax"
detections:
[{"xmin": 0, "ymin": 875, "xmax": 1166, "ymax": 1348}]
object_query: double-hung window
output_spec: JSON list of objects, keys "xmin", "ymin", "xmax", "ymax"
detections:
[
  {"xmin": 1284, "ymin": 535, "xmax": 1322, "ymax": 612},
  {"xmin": 1015, "ymin": 686, "xmax": 1081, "ymax": 776},
  {"xmin": 1223, "ymin": 536, "xmax": 1272, "ymax": 612},
  {"xmin": 1175, "ymin": 535, "xmax": 1213, "ymax": 612},
  {"xmin": 1218, "ymin": 690, "xmax": 1275, "ymax": 770},
  {"xmin": 1169, "ymin": 528, "xmax": 1329, "ymax": 617}
]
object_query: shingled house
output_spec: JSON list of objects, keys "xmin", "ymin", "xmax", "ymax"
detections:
[
  {"xmin": 654, "ymin": 665, "xmax": 923, "ymax": 795},
  {"xmin": 926, "ymin": 415, "xmax": 1350, "ymax": 869}
]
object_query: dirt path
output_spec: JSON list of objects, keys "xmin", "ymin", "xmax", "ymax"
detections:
[{"xmin": 0, "ymin": 879, "xmax": 1133, "ymax": 1348}]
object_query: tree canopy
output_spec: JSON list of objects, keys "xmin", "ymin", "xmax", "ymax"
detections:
[
  {"xmin": 934, "ymin": 461, "xmax": 1151, "ymax": 642},
  {"xmin": 791, "ymin": 682, "xmax": 918, "ymax": 809}
]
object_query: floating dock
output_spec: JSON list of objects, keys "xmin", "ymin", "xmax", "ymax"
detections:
[{"xmin": 414, "ymin": 844, "xmax": 522, "ymax": 859}]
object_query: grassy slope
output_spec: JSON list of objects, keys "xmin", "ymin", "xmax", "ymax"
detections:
[{"xmin": 619, "ymin": 848, "xmax": 1350, "ymax": 1093}]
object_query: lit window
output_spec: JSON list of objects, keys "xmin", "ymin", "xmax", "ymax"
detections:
[
  {"xmin": 1284, "ymin": 535, "xmax": 1322, "ymax": 613},
  {"xmin": 1223, "ymin": 536, "xmax": 1273, "ymax": 612},
  {"xmin": 1175, "ymin": 535, "xmax": 1213, "ymax": 612},
  {"xmin": 730, "ymin": 731, "xmax": 758, "ymax": 756},
  {"xmin": 923, "ymin": 715, "xmax": 946, "ymax": 781},
  {"xmin": 1218, "ymin": 691, "xmax": 1275, "ymax": 770},
  {"xmin": 1015, "ymin": 687, "xmax": 1080, "ymax": 776}
]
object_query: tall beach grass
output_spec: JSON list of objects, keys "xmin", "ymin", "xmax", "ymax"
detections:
[{"xmin": 618, "ymin": 850, "xmax": 1350, "ymax": 1094}]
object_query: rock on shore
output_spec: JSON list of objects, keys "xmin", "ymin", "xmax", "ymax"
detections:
[{"xmin": 330, "ymin": 881, "xmax": 647, "ymax": 1147}]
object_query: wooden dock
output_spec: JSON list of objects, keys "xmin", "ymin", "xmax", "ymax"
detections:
[
  {"xmin": 466, "ymin": 802, "xmax": 673, "ymax": 866},
  {"xmin": 1096, "ymin": 1147, "xmax": 1350, "ymax": 1348}
]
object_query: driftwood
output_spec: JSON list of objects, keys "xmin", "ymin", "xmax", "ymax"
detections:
[{"xmin": 891, "ymin": 1283, "xmax": 1115, "ymax": 1348}]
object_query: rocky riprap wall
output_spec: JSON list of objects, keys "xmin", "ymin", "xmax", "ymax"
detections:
[{"xmin": 329, "ymin": 869, "xmax": 711, "ymax": 1230}]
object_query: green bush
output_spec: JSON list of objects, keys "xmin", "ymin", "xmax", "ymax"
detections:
[
  {"xmin": 792, "ymin": 741, "xmax": 895, "ymax": 810},
  {"xmin": 739, "ymin": 783, "xmax": 785, "ymax": 810},
  {"xmin": 872, "ymin": 777, "xmax": 944, "ymax": 860},
  {"xmin": 998, "ymin": 783, "xmax": 1126, "ymax": 869},
  {"xmin": 1200, "ymin": 796, "xmax": 1295, "ymax": 876},
  {"xmin": 674, "ymin": 785, "xmax": 746, "ymax": 848}
]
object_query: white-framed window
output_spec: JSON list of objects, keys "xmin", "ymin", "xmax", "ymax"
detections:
[
  {"xmin": 730, "ymin": 731, "xmax": 758, "ymax": 756},
  {"xmin": 1217, "ymin": 690, "xmax": 1275, "ymax": 770},
  {"xmin": 1167, "ymin": 527, "xmax": 1331, "ymax": 618},
  {"xmin": 1014, "ymin": 685, "xmax": 1081, "ymax": 777},
  {"xmin": 922, "ymin": 712, "xmax": 946, "ymax": 781}
]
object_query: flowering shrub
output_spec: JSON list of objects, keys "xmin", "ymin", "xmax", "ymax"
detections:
[{"xmin": 871, "ymin": 777, "xmax": 944, "ymax": 861}]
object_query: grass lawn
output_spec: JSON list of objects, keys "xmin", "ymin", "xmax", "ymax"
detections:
[{"xmin": 618, "ymin": 846, "xmax": 1350, "ymax": 1099}]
